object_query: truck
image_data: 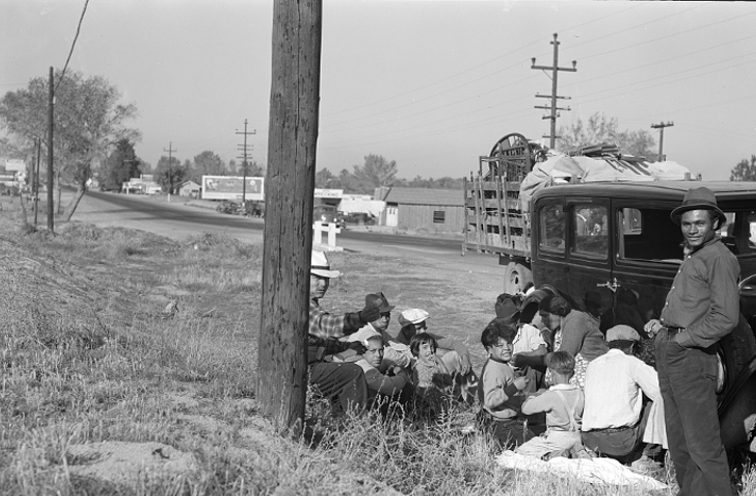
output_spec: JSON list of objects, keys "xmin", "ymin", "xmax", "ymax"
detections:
[{"xmin": 463, "ymin": 132, "xmax": 756, "ymax": 454}]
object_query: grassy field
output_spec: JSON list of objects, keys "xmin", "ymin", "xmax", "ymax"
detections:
[{"xmin": 1, "ymin": 196, "xmax": 754, "ymax": 495}]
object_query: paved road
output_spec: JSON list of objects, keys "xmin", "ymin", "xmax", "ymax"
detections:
[{"xmin": 87, "ymin": 191, "xmax": 462, "ymax": 252}]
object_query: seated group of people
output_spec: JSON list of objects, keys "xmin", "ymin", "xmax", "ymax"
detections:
[
  {"xmin": 308, "ymin": 250, "xmax": 666, "ymax": 469},
  {"xmin": 481, "ymin": 287, "xmax": 666, "ymax": 468},
  {"xmin": 307, "ymin": 250, "xmax": 477, "ymax": 417}
]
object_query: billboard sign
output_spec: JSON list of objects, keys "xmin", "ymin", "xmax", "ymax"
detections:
[{"xmin": 201, "ymin": 175, "xmax": 264, "ymax": 201}]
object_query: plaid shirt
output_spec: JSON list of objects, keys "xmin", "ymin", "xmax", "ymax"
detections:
[{"xmin": 309, "ymin": 298, "xmax": 346, "ymax": 339}]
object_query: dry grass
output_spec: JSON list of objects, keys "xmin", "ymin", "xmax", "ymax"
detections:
[{"xmin": 0, "ymin": 198, "xmax": 753, "ymax": 494}]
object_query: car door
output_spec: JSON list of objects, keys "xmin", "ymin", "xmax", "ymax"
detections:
[{"xmin": 563, "ymin": 197, "xmax": 612, "ymax": 311}]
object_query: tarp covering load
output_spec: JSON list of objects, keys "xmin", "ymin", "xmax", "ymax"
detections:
[{"xmin": 518, "ymin": 151, "xmax": 692, "ymax": 212}]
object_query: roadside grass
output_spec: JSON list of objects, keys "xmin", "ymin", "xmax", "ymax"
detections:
[{"xmin": 0, "ymin": 207, "xmax": 751, "ymax": 494}]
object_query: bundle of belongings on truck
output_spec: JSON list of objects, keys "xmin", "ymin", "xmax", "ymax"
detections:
[{"xmin": 518, "ymin": 144, "xmax": 692, "ymax": 212}]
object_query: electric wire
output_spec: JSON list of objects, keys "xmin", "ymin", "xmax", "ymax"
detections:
[{"xmin": 55, "ymin": 0, "xmax": 91, "ymax": 92}]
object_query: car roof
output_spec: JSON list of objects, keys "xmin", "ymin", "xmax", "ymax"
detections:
[{"xmin": 533, "ymin": 180, "xmax": 756, "ymax": 203}]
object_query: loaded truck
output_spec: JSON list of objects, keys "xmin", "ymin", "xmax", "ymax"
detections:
[{"xmin": 463, "ymin": 132, "xmax": 756, "ymax": 454}]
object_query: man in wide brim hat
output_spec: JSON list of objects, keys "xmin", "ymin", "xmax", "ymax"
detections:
[
  {"xmin": 653, "ymin": 185, "xmax": 740, "ymax": 494},
  {"xmin": 669, "ymin": 186, "xmax": 726, "ymax": 229}
]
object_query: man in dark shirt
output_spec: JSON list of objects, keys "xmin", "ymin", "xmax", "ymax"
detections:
[{"xmin": 652, "ymin": 187, "xmax": 739, "ymax": 496}]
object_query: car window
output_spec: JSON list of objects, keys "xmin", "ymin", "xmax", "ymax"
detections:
[
  {"xmin": 571, "ymin": 204, "xmax": 608, "ymax": 259},
  {"xmin": 718, "ymin": 209, "xmax": 756, "ymax": 256},
  {"xmin": 618, "ymin": 207, "xmax": 682, "ymax": 262},
  {"xmin": 538, "ymin": 202, "xmax": 565, "ymax": 253}
]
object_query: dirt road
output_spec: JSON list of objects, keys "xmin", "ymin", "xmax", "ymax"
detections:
[{"xmin": 71, "ymin": 192, "xmax": 506, "ymax": 365}]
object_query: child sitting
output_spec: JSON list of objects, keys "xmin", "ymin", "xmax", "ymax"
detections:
[
  {"xmin": 478, "ymin": 318, "xmax": 533, "ymax": 449},
  {"xmin": 515, "ymin": 351, "xmax": 587, "ymax": 460},
  {"xmin": 409, "ymin": 332, "xmax": 453, "ymax": 416}
]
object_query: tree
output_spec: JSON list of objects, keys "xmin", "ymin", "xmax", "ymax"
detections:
[
  {"xmin": 154, "ymin": 155, "xmax": 186, "ymax": 194},
  {"xmin": 191, "ymin": 150, "xmax": 225, "ymax": 181},
  {"xmin": 557, "ymin": 113, "xmax": 656, "ymax": 159},
  {"xmin": 350, "ymin": 154, "xmax": 397, "ymax": 194},
  {"xmin": 101, "ymin": 138, "xmax": 141, "ymax": 191},
  {"xmin": 0, "ymin": 70, "xmax": 139, "ymax": 221},
  {"xmin": 730, "ymin": 155, "xmax": 756, "ymax": 181},
  {"xmin": 314, "ymin": 167, "xmax": 338, "ymax": 188},
  {"xmin": 241, "ymin": 159, "xmax": 265, "ymax": 177}
]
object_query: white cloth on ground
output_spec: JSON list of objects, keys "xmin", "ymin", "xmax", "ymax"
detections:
[{"xmin": 496, "ymin": 450, "xmax": 668, "ymax": 491}]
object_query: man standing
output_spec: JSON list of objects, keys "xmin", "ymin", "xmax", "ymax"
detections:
[
  {"xmin": 307, "ymin": 250, "xmax": 381, "ymax": 414},
  {"xmin": 652, "ymin": 187, "xmax": 740, "ymax": 495}
]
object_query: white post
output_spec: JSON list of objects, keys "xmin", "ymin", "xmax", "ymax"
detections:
[
  {"xmin": 326, "ymin": 223, "xmax": 341, "ymax": 250},
  {"xmin": 312, "ymin": 222, "xmax": 323, "ymax": 246}
]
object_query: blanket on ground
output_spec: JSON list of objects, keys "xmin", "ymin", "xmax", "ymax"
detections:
[{"xmin": 496, "ymin": 450, "xmax": 668, "ymax": 492}]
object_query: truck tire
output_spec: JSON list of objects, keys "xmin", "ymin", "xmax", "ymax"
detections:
[{"xmin": 503, "ymin": 262, "xmax": 533, "ymax": 295}]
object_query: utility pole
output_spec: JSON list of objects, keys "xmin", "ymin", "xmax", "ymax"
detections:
[
  {"xmin": 47, "ymin": 66, "xmax": 55, "ymax": 233},
  {"xmin": 259, "ymin": 0, "xmax": 322, "ymax": 432},
  {"xmin": 651, "ymin": 121, "xmax": 674, "ymax": 161},
  {"xmin": 532, "ymin": 33, "xmax": 577, "ymax": 149},
  {"xmin": 163, "ymin": 142, "xmax": 177, "ymax": 195},
  {"xmin": 235, "ymin": 119, "xmax": 256, "ymax": 207},
  {"xmin": 34, "ymin": 137, "xmax": 41, "ymax": 227}
]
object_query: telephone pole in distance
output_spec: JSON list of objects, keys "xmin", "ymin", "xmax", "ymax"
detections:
[
  {"xmin": 235, "ymin": 119, "xmax": 257, "ymax": 207},
  {"xmin": 163, "ymin": 141, "xmax": 177, "ymax": 195},
  {"xmin": 651, "ymin": 121, "xmax": 674, "ymax": 161},
  {"xmin": 532, "ymin": 33, "xmax": 577, "ymax": 149}
]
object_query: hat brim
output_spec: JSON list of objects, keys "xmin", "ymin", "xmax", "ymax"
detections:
[
  {"xmin": 312, "ymin": 268, "xmax": 341, "ymax": 278},
  {"xmin": 670, "ymin": 204, "xmax": 726, "ymax": 226},
  {"xmin": 379, "ymin": 304, "xmax": 395, "ymax": 313}
]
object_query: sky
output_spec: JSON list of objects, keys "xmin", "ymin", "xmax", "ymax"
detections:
[{"xmin": 2, "ymin": 0, "xmax": 756, "ymax": 181}]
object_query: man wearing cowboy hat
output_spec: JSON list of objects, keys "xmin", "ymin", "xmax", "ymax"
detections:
[
  {"xmin": 651, "ymin": 187, "xmax": 740, "ymax": 495},
  {"xmin": 307, "ymin": 250, "xmax": 382, "ymax": 415}
]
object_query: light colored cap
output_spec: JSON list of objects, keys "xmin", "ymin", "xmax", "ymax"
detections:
[
  {"xmin": 311, "ymin": 250, "xmax": 341, "ymax": 278},
  {"xmin": 606, "ymin": 324, "xmax": 641, "ymax": 342},
  {"xmin": 399, "ymin": 308, "xmax": 430, "ymax": 326}
]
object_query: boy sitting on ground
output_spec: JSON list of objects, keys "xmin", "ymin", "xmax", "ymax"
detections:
[
  {"xmin": 478, "ymin": 318, "xmax": 533, "ymax": 449},
  {"xmin": 354, "ymin": 334, "xmax": 411, "ymax": 407},
  {"xmin": 409, "ymin": 332, "xmax": 454, "ymax": 416},
  {"xmin": 515, "ymin": 351, "xmax": 588, "ymax": 460}
]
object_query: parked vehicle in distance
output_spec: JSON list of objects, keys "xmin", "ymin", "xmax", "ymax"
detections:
[
  {"xmin": 343, "ymin": 212, "xmax": 377, "ymax": 226},
  {"xmin": 313, "ymin": 204, "xmax": 344, "ymax": 228}
]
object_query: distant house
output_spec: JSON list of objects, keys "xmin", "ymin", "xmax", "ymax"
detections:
[
  {"xmin": 374, "ymin": 186, "xmax": 464, "ymax": 234},
  {"xmin": 177, "ymin": 180, "xmax": 201, "ymax": 197}
]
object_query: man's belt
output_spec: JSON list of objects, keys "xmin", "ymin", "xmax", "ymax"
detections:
[{"xmin": 665, "ymin": 326, "xmax": 685, "ymax": 336}]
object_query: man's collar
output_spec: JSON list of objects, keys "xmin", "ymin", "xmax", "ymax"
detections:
[{"xmin": 683, "ymin": 233, "xmax": 721, "ymax": 256}]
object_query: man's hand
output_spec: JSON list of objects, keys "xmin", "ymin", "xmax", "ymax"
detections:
[
  {"xmin": 358, "ymin": 305, "xmax": 381, "ymax": 325},
  {"xmin": 644, "ymin": 319, "xmax": 664, "ymax": 338},
  {"xmin": 513, "ymin": 376, "xmax": 529, "ymax": 391}
]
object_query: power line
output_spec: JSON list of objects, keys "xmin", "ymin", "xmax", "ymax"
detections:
[{"xmin": 55, "ymin": 0, "xmax": 91, "ymax": 92}]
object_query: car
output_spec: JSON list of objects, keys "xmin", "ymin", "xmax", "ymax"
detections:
[
  {"xmin": 516, "ymin": 180, "xmax": 756, "ymax": 452},
  {"xmin": 313, "ymin": 204, "xmax": 344, "ymax": 228},
  {"xmin": 343, "ymin": 212, "xmax": 377, "ymax": 226}
]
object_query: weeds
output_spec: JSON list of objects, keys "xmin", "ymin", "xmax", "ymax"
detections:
[{"xmin": 0, "ymin": 218, "xmax": 749, "ymax": 495}]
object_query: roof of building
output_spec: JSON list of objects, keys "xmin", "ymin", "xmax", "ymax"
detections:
[{"xmin": 378, "ymin": 187, "xmax": 463, "ymax": 206}]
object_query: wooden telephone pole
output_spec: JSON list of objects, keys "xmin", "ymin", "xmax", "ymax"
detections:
[
  {"xmin": 258, "ymin": 0, "xmax": 322, "ymax": 431},
  {"xmin": 235, "ymin": 119, "xmax": 256, "ymax": 207},
  {"xmin": 651, "ymin": 121, "xmax": 674, "ymax": 161},
  {"xmin": 532, "ymin": 33, "xmax": 577, "ymax": 149}
]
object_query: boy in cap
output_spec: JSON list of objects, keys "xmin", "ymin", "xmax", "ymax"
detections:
[{"xmin": 581, "ymin": 325, "xmax": 666, "ymax": 467}]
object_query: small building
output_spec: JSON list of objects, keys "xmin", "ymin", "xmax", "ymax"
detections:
[
  {"xmin": 177, "ymin": 180, "xmax": 201, "ymax": 197},
  {"xmin": 374, "ymin": 186, "xmax": 464, "ymax": 234},
  {"xmin": 123, "ymin": 174, "xmax": 161, "ymax": 194}
]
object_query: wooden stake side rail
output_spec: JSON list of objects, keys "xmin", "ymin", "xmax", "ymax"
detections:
[{"xmin": 463, "ymin": 170, "xmax": 531, "ymax": 256}]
